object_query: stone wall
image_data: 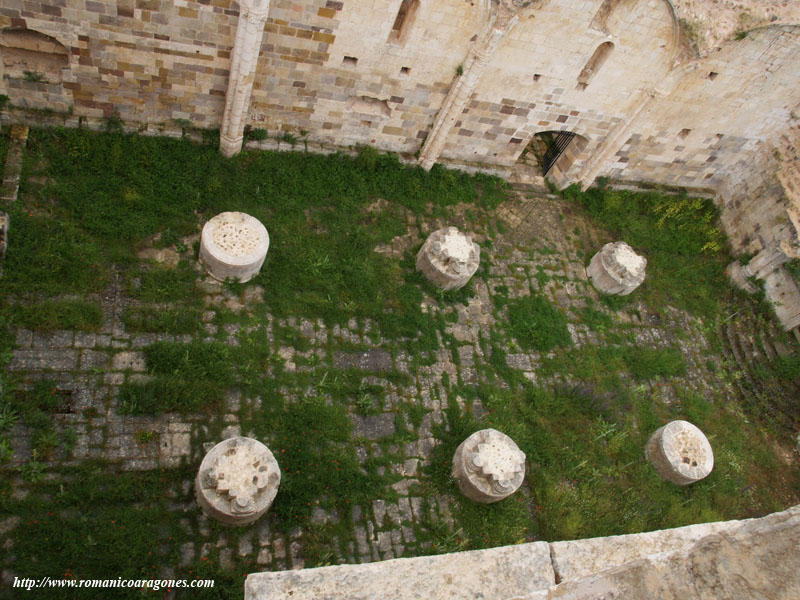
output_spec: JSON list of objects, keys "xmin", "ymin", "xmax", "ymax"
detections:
[
  {"xmin": 2, "ymin": 1, "xmax": 800, "ymax": 280},
  {"xmin": 605, "ymin": 25, "xmax": 800, "ymax": 194},
  {"xmin": 0, "ymin": 1, "xmax": 237, "ymax": 125},
  {"xmin": 1, "ymin": 2, "xmax": 797, "ymax": 186}
]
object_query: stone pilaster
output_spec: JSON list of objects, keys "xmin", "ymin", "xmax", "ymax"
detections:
[
  {"xmin": 418, "ymin": 6, "xmax": 518, "ymax": 171},
  {"xmin": 728, "ymin": 239, "xmax": 800, "ymax": 294},
  {"xmin": 576, "ymin": 63, "xmax": 698, "ymax": 188},
  {"xmin": 743, "ymin": 240, "xmax": 800, "ymax": 280},
  {"xmin": 219, "ymin": 0, "xmax": 271, "ymax": 158}
]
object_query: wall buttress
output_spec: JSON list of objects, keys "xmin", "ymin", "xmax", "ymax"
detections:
[{"xmin": 418, "ymin": 7, "xmax": 518, "ymax": 171}]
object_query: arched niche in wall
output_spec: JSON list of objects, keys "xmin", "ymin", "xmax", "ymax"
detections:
[
  {"xmin": 0, "ymin": 28, "xmax": 69, "ymax": 83},
  {"xmin": 577, "ymin": 41, "xmax": 614, "ymax": 90}
]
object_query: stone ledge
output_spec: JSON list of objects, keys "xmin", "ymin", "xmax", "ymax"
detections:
[
  {"xmin": 246, "ymin": 505, "xmax": 800, "ymax": 600},
  {"xmin": 536, "ymin": 504, "xmax": 800, "ymax": 600},
  {"xmin": 246, "ymin": 541, "xmax": 555, "ymax": 600},
  {"xmin": 549, "ymin": 518, "xmax": 739, "ymax": 581}
]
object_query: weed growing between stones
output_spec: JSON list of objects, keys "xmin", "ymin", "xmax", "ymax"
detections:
[
  {"xmin": 504, "ymin": 293, "xmax": 572, "ymax": 352},
  {"xmin": 121, "ymin": 306, "xmax": 203, "ymax": 335},
  {"xmin": 6, "ymin": 299, "xmax": 102, "ymax": 332},
  {"xmin": 9, "ymin": 379, "xmax": 75, "ymax": 460},
  {"xmin": 119, "ymin": 341, "xmax": 235, "ymax": 414},
  {"xmin": 3, "ymin": 463, "xmax": 247, "ymax": 600}
]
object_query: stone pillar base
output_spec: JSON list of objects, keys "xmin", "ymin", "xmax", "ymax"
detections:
[
  {"xmin": 725, "ymin": 260, "xmax": 758, "ymax": 294},
  {"xmin": 220, "ymin": 134, "xmax": 244, "ymax": 158},
  {"xmin": 452, "ymin": 429, "xmax": 525, "ymax": 503},
  {"xmin": 645, "ymin": 421, "xmax": 713, "ymax": 486},
  {"xmin": 196, "ymin": 437, "xmax": 281, "ymax": 526},
  {"xmin": 587, "ymin": 241, "xmax": 646, "ymax": 296},
  {"xmin": 199, "ymin": 212, "xmax": 270, "ymax": 282},
  {"xmin": 416, "ymin": 227, "xmax": 480, "ymax": 291}
]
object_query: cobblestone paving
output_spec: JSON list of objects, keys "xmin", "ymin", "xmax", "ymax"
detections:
[{"xmin": 0, "ymin": 187, "xmax": 793, "ymax": 580}]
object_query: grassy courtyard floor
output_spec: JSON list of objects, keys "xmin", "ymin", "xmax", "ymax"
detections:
[{"xmin": 0, "ymin": 128, "xmax": 798, "ymax": 599}]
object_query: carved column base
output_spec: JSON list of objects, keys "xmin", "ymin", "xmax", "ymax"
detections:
[
  {"xmin": 726, "ymin": 261, "xmax": 758, "ymax": 294},
  {"xmin": 220, "ymin": 134, "xmax": 244, "ymax": 158}
]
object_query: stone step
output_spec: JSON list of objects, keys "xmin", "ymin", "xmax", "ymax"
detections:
[
  {"xmin": 758, "ymin": 330, "xmax": 778, "ymax": 362},
  {"xmin": 732, "ymin": 322, "xmax": 762, "ymax": 368},
  {"xmin": 718, "ymin": 322, "xmax": 761, "ymax": 407},
  {"xmin": 724, "ymin": 321, "xmax": 751, "ymax": 373}
]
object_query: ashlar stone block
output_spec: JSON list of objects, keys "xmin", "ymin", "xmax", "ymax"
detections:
[
  {"xmin": 452, "ymin": 428, "xmax": 525, "ymax": 503},
  {"xmin": 199, "ymin": 212, "xmax": 269, "ymax": 283},
  {"xmin": 416, "ymin": 227, "xmax": 480, "ymax": 291},
  {"xmin": 587, "ymin": 241, "xmax": 646, "ymax": 296},
  {"xmin": 645, "ymin": 420, "xmax": 713, "ymax": 486},
  {"xmin": 195, "ymin": 437, "xmax": 281, "ymax": 525}
]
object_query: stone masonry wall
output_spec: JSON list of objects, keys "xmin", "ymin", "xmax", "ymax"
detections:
[
  {"xmin": 0, "ymin": 1, "xmax": 239, "ymax": 126},
  {"xmin": 1, "ymin": 1, "xmax": 799, "ymax": 206},
  {"xmin": 246, "ymin": 0, "xmax": 481, "ymax": 154},
  {"xmin": 604, "ymin": 26, "xmax": 800, "ymax": 194},
  {"xmin": 439, "ymin": 0, "xmax": 677, "ymax": 171},
  {"xmin": 717, "ymin": 136, "xmax": 791, "ymax": 255}
]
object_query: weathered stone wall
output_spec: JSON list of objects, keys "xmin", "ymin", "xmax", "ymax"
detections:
[
  {"xmin": 246, "ymin": 0, "xmax": 481, "ymax": 153},
  {"xmin": 605, "ymin": 26, "xmax": 800, "ymax": 195},
  {"xmin": 0, "ymin": 1, "xmax": 237, "ymax": 125},
  {"xmin": 441, "ymin": 0, "xmax": 677, "ymax": 172},
  {"xmin": 1, "ymin": 1, "xmax": 800, "ymax": 259},
  {"xmin": 718, "ymin": 137, "xmax": 789, "ymax": 254}
]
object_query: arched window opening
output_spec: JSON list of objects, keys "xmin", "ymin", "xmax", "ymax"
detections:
[
  {"xmin": 0, "ymin": 28, "xmax": 69, "ymax": 83},
  {"xmin": 387, "ymin": 0, "xmax": 419, "ymax": 45},
  {"xmin": 577, "ymin": 41, "xmax": 614, "ymax": 90}
]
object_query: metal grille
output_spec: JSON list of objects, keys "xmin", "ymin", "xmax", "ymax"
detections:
[{"xmin": 541, "ymin": 132, "xmax": 576, "ymax": 175}]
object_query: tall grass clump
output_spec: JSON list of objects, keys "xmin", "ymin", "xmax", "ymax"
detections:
[{"xmin": 563, "ymin": 181, "xmax": 731, "ymax": 320}]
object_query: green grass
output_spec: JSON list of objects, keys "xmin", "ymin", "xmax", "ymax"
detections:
[
  {"xmin": 121, "ymin": 305, "xmax": 202, "ymax": 334},
  {"xmin": 505, "ymin": 293, "xmax": 571, "ymax": 352},
  {"xmin": 2, "ymin": 462, "xmax": 245, "ymax": 599},
  {"xmin": 0, "ymin": 126, "xmax": 8, "ymax": 178},
  {"xmin": 539, "ymin": 344, "xmax": 686, "ymax": 392},
  {"xmin": 118, "ymin": 341, "xmax": 234, "ymax": 414},
  {"xmin": 0, "ymin": 209, "xmax": 109, "ymax": 295},
  {"xmin": 563, "ymin": 181, "xmax": 731, "ymax": 320},
  {"xmin": 7, "ymin": 379, "xmax": 75, "ymax": 459},
  {"xmin": 127, "ymin": 262, "xmax": 201, "ymax": 304},
  {"xmin": 5, "ymin": 299, "xmax": 102, "ymax": 332},
  {"xmin": 422, "ymin": 382, "xmax": 798, "ymax": 547},
  {"xmin": 2, "ymin": 129, "xmax": 798, "ymax": 594},
  {"xmin": 9, "ymin": 129, "xmax": 505, "ymax": 349},
  {"xmin": 247, "ymin": 396, "xmax": 387, "ymax": 529}
]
